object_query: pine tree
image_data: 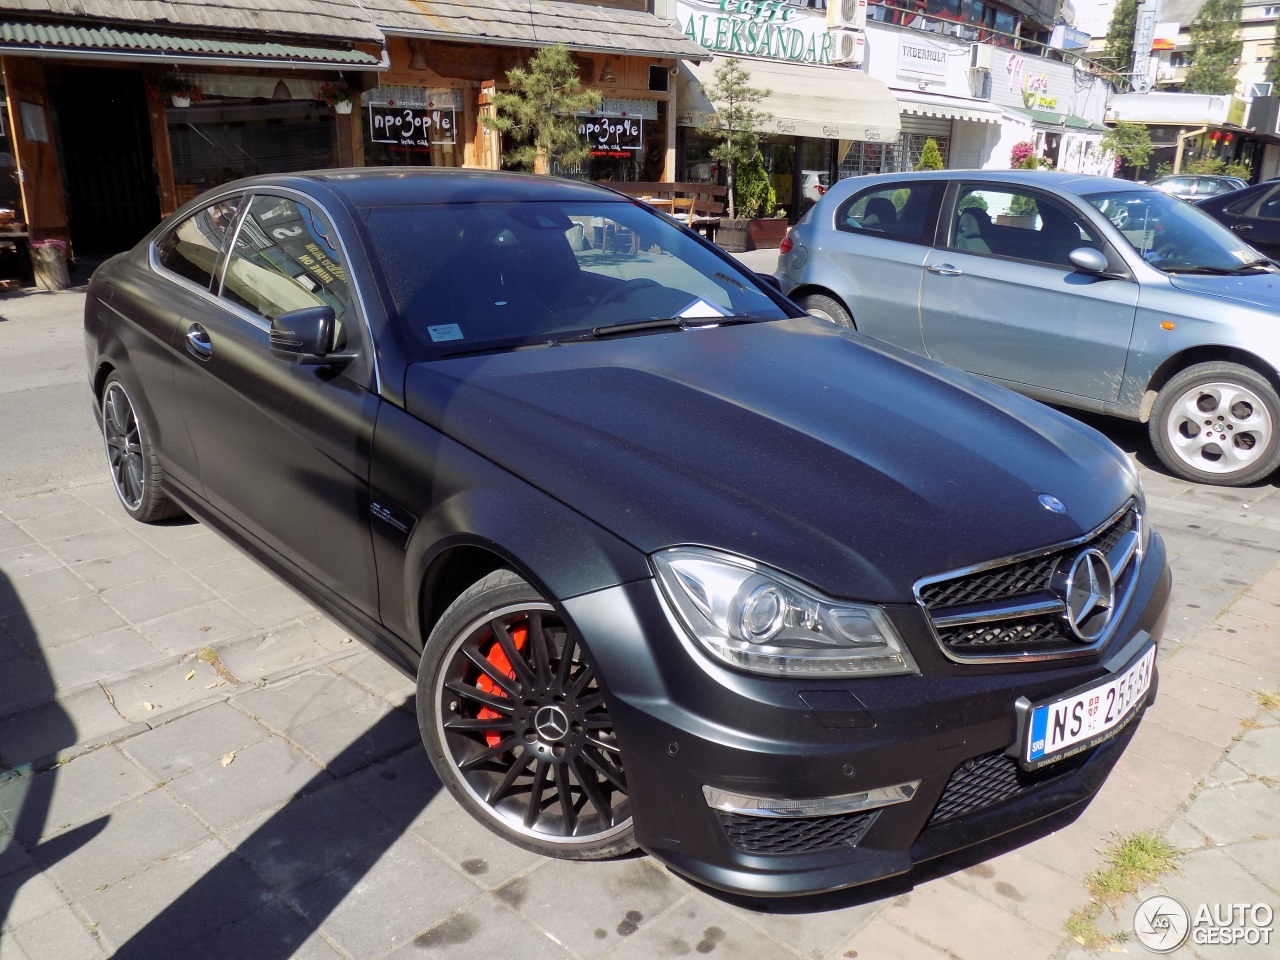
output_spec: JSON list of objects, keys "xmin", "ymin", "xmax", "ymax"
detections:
[
  {"xmin": 696, "ymin": 58, "xmax": 771, "ymax": 220},
  {"xmin": 1184, "ymin": 0, "xmax": 1243, "ymax": 95},
  {"xmin": 1102, "ymin": 0, "xmax": 1137, "ymax": 78},
  {"xmin": 481, "ymin": 45, "xmax": 602, "ymax": 174},
  {"xmin": 916, "ymin": 138, "xmax": 944, "ymax": 171}
]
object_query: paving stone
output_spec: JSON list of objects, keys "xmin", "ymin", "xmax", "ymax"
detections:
[
  {"xmin": 297, "ymin": 614, "xmax": 362, "ymax": 654},
  {"xmin": 946, "ymin": 848, "xmax": 1085, "ymax": 937},
  {"xmin": 120, "ymin": 701, "xmax": 269, "ymax": 780},
  {"xmin": 70, "ymin": 483, "xmax": 127, "ymax": 515},
  {"xmin": 885, "ymin": 877, "xmax": 1061, "ymax": 960},
  {"xmin": 413, "ymin": 806, "xmax": 551, "ymax": 892},
  {"xmin": 0, "ymin": 655, "xmax": 54, "ymax": 721},
  {"xmin": 0, "ymin": 926, "xmax": 32, "ymax": 960},
  {"xmin": 594, "ymin": 894, "xmax": 800, "ymax": 960},
  {"xmin": 38, "ymin": 788, "xmax": 211, "ymax": 899},
  {"xmin": 291, "ymin": 834, "xmax": 480, "ymax": 960},
  {"xmin": 17, "ymin": 595, "xmax": 126, "ymax": 649},
  {"xmin": 1228, "ymin": 594, "xmax": 1280, "ymax": 628},
  {"xmin": 1225, "ymin": 727, "xmax": 1280, "ymax": 779},
  {"xmin": 1143, "ymin": 691, "xmax": 1248, "ymax": 748},
  {"xmin": 1, "ymin": 492, "xmax": 96, "ymax": 523},
  {"xmin": 1175, "ymin": 541, "xmax": 1280, "ymax": 581},
  {"xmin": 833, "ymin": 916, "xmax": 952, "ymax": 960},
  {"xmin": 42, "ymin": 626, "xmax": 162, "ymax": 692},
  {"xmin": 186, "ymin": 554, "xmax": 272, "ymax": 597},
  {"xmin": 1157, "ymin": 664, "xmax": 1262, "ymax": 718},
  {"xmin": 1166, "ymin": 816, "xmax": 1211, "ymax": 853},
  {"xmin": 495, "ymin": 858, "xmax": 683, "ymax": 960},
  {"xmin": 103, "ymin": 655, "xmax": 227, "ymax": 722},
  {"xmin": 81, "ymin": 837, "xmax": 276, "ymax": 957},
  {"xmin": 147, "ymin": 530, "xmax": 244, "ymax": 570},
  {"xmin": 177, "ymin": 898, "xmax": 344, "ymax": 960},
  {"xmin": 8, "ymin": 903, "xmax": 106, "ymax": 960},
  {"xmin": 1223, "ymin": 837, "xmax": 1280, "ymax": 890},
  {"xmin": 100, "ymin": 571, "xmax": 214, "ymax": 625},
  {"xmin": 1, "ymin": 747, "xmax": 152, "ymax": 843},
  {"xmin": 15, "ymin": 507, "xmax": 116, "ymax": 544},
  {"xmin": 1203, "ymin": 756, "xmax": 1251, "ymax": 788},
  {"xmin": 1164, "ymin": 643, "xmax": 1278, "ymax": 694},
  {"xmin": 134, "ymin": 599, "xmax": 258, "ymax": 657},
  {"xmin": 41, "ymin": 527, "xmax": 144, "ymax": 566},
  {"xmin": 69, "ymin": 548, "xmax": 180, "ymax": 593},
  {"xmin": 1190, "ymin": 618, "xmax": 1280, "ymax": 677},
  {"xmin": 391, "ymin": 894, "xmax": 572, "ymax": 960},
  {"xmin": 0, "ymin": 684, "xmax": 127, "ymax": 767},
  {"xmin": 1184, "ymin": 782, "xmax": 1280, "ymax": 846},
  {"xmin": 221, "ymin": 781, "xmax": 397, "ymax": 894},
  {"xmin": 1104, "ymin": 751, "xmax": 1201, "ymax": 816},
  {"xmin": 0, "ymin": 544, "xmax": 59, "ymax": 579},
  {"xmin": 164, "ymin": 736, "xmax": 329, "ymax": 831},
  {"xmin": 0, "ymin": 863, "xmax": 69, "ymax": 928},
  {"xmin": 1021, "ymin": 826, "xmax": 1110, "ymax": 887},
  {"xmin": 233, "ymin": 670, "xmax": 381, "ymax": 733},
  {"xmin": 344, "ymin": 746, "xmax": 457, "ymax": 836},
  {"xmin": 214, "ymin": 623, "xmax": 333, "ymax": 683},
  {"xmin": 1125, "ymin": 718, "xmax": 1230, "ymax": 781},
  {"xmin": 329, "ymin": 649, "xmax": 415, "ymax": 704},
  {"xmin": 0, "ymin": 818, "xmax": 35, "ymax": 880},
  {"xmin": 0, "ymin": 566, "xmax": 92, "ymax": 617},
  {"xmin": 1156, "ymin": 848, "xmax": 1279, "ymax": 960},
  {"xmin": 225, "ymin": 582, "xmax": 318, "ymax": 629}
]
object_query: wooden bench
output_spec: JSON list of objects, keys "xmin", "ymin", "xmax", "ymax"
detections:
[{"xmin": 606, "ymin": 182, "xmax": 726, "ymax": 241}]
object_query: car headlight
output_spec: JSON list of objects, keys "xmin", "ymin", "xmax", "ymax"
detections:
[{"xmin": 652, "ymin": 547, "xmax": 918, "ymax": 678}]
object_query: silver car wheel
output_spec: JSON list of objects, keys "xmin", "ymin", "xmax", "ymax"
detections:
[
  {"xmin": 102, "ymin": 381, "xmax": 146, "ymax": 511},
  {"xmin": 1164, "ymin": 380, "xmax": 1274, "ymax": 475}
]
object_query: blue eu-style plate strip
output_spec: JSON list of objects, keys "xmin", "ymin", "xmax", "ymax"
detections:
[{"xmin": 1030, "ymin": 707, "xmax": 1048, "ymax": 760}]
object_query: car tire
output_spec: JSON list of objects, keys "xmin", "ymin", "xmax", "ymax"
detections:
[
  {"xmin": 798, "ymin": 293, "xmax": 854, "ymax": 328},
  {"xmin": 416, "ymin": 569, "xmax": 636, "ymax": 860},
  {"xmin": 100, "ymin": 375, "xmax": 182, "ymax": 523},
  {"xmin": 1149, "ymin": 362, "xmax": 1280, "ymax": 486}
]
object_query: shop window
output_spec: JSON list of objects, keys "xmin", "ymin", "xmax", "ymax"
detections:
[
  {"xmin": 900, "ymin": 134, "xmax": 950, "ymax": 172},
  {"xmin": 837, "ymin": 139, "xmax": 899, "ymax": 178},
  {"xmin": 363, "ymin": 92, "xmax": 463, "ymax": 168},
  {"xmin": 168, "ymin": 100, "xmax": 337, "ymax": 202},
  {"xmin": 154, "ymin": 196, "xmax": 243, "ymax": 290}
]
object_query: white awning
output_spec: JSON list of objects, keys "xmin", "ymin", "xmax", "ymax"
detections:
[
  {"xmin": 677, "ymin": 58, "xmax": 901, "ymax": 143},
  {"xmin": 893, "ymin": 91, "xmax": 1003, "ymax": 125}
]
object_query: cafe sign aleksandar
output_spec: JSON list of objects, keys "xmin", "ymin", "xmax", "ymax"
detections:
[{"xmin": 676, "ymin": 0, "xmax": 832, "ymax": 65}]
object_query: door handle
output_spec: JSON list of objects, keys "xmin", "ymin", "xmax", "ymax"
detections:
[
  {"xmin": 927, "ymin": 263, "xmax": 963, "ymax": 276},
  {"xmin": 185, "ymin": 324, "xmax": 213, "ymax": 359},
  {"xmin": 1234, "ymin": 223, "xmax": 1253, "ymax": 233}
]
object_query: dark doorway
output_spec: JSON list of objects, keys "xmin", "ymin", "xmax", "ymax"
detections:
[{"xmin": 50, "ymin": 66, "xmax": 159, "ymax": 254}]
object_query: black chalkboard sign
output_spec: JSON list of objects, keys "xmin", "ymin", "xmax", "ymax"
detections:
[{"xmin": 369, "ymin": 104, "xmax": 456, "ymax": 146}]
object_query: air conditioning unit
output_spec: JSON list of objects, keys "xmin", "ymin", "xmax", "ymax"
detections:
[
  {"xmin": 969, "ymin": 42, "xmax": 993, "ymax": 71},
  {"xmin": 828, "ymin": 0, "xmax": 868, "ymax": 31},
  {"xmin": 831, "ymin": 28, "xmax": 866, "ymax": 66}
]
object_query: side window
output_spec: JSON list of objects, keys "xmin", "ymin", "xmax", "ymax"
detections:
[
  {"xmin": 835, "ymin": 182, "xmax": 941, "ymax": 245},
  {"xmin": 220, "ymin": 195, "xmax": 355, "ymax": 342},
  {"xmin": 1255, "ymin": 189, "xmax": 1280, "ymax": 221},
  {"xmin": 950, "ymin": 186, "xmax": 1101, "ymax": 269},
  {"xmin": 154, "ymin": 197, "xmax": 242, "ymax": 289}
]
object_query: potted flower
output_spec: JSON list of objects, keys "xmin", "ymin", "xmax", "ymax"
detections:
[
  {"xmin": 147, "ymin": 74, "xmax": 202, "ymax": 108},
  {"xmin": 318, "ymin": 81, "xmax": 357, "ymax": 114}
]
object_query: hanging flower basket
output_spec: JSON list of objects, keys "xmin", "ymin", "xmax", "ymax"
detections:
[
  {"xmin": 147, "ymin": 75, "xmax": 203, "ymax": 107},
  {"xmin": 318, "ymin": 81, "xmax": 357, "ymax": 113}
]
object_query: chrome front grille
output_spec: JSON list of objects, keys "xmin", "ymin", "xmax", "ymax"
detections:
[{"xmin": 915, "ymin": 503, "xmax": 1142, "ymax": 663}]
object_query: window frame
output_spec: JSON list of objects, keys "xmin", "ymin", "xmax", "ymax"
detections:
[
  {"xmin": 833, "ymin": 180, "xmax": 944, "ymax": 246},
  {"xmin": 150, "ymin": 193, "xmax": 245, "ymax": 296}
]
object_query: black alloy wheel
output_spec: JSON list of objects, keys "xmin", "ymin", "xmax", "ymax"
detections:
[
  {"xmin": 101, "ymin": 376, "xmax": 181, "ymax": 523},
  {"xmin": 418, "ymin": 570, "xmax": 635, "ymax": 858}
]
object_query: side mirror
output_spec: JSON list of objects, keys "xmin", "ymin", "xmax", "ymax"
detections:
[
  {"xmin": 1068, "ymin": 247, "xmax": 1110, "ymax": 275},
  {"xmin": 756, "ymin": 272, "xmax": 782, "ymax": 291},
  {"xmin": 270, "ymin": 305, "xmax": 339, "ymax": 364}
]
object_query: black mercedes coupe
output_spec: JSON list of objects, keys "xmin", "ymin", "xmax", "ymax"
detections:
[{"xmin": 85, "ymin": 169, "xmax": 1171, "ymax": 896}]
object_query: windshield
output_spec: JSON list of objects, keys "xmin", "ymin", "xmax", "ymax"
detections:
[
  {"xmin": 363, "ymin": 200, "xmax": 789, "ymax": 359},
  {"xmin": 1083, "ymin": 188, "xmax": 1267, "ymax": 273}
]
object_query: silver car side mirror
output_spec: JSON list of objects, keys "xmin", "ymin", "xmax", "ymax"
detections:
[{"xmin": 1068, "ymin": 247, "xmax": 1109, "ymax": 274}]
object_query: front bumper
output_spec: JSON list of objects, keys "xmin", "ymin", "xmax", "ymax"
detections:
[{"xmin": 562, "ymin": 532, "xmax": 1172, "ymax": 896}]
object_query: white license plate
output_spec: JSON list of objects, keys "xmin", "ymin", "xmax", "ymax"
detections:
[{"xmin": 1025, "ymin": 645, "xmax": 1156, "ymax": 768}]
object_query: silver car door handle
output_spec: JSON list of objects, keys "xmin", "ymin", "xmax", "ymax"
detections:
[
  {"xmin": 1234, "ymin": 223, "xmax": 1253, "ymax": 232},
  {"xmin": 927, "ymin": 263, "xmax": 963, "ymax": 276},
  {"xmin": 185, "ymin": 324, "xmax": 213, "ymax": 359}
]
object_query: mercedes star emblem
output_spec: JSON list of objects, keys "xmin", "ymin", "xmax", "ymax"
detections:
[
  {"xmin": 1038, "ymin": 494, "xmax": 1067, "ymax": 514},
  {"xmin": 534, "ymin": 705, "xmax": 570, "ymax": 742},
  {"xmin": 1064, "ymin": 549, "xmax": 1115, "ymax": 641}
]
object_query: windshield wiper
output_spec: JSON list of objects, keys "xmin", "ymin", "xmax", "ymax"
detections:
[
  {"xmin": 561, "ymin": 315, "xmax": 760, "ymax": 342},
  {"xmin": 1163, "ymin": 259, "xmax": 1277, "ymax": 275}
]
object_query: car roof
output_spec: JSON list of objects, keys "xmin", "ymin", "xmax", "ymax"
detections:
[
  {"xmin": 203, "ymin": 167, "xmax": 628, "ymax": 208},
  {"xmin": 833, "ymin": 169, "xmax": 1149, "ymax": 198}
]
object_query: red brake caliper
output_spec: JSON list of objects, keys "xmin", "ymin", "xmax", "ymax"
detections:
[{"xmin": 476, "ymin": 623, "xmax": 526, "ymax": 747}]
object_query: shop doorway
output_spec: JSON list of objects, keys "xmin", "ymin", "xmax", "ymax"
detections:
[{"xmin": 50, "ymin": 66, "xmax": 159, "ymax": 254}]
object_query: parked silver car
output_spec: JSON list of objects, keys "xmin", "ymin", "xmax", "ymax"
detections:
[{"xmin": 776, "ymin": 170, "xmax": 1280, "ymax": 486}]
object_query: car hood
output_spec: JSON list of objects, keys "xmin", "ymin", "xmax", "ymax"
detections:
[
  {"xmin": 403, "ymin": 318, "xmax": 1137, "ymax": 602},
  {"xmin": 1167, "ymin": 271, "xmax": 1280, "ymax": 311}
]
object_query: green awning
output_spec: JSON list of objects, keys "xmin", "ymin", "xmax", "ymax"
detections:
[
  {"xmin": 0, "ymin": 22, "xmax": 382, "ymax": 68},
  {"xmin": 1006, "ymin": 106, "xmax": 1107, "ymax": 132}
]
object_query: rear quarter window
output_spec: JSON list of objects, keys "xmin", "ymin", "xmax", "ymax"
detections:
[{"xmin": 834, "ymin": 182, "xmax": 942, "ymax": 245}]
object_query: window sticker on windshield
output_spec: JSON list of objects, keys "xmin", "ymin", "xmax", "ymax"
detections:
[
  {"xmin": 677, "ymin": 298, "xmax": 729, "ymax": 319},
  {"xmin": 428, "ymin": 324, "xmax": 464, "ymax": 343}
]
